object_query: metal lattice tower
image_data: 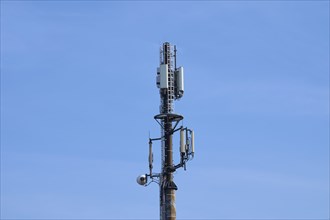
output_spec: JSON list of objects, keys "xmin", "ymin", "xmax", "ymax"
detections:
[
  {"xmin": 137, "ymin": 42, "xmax": 195, "ymax": 220},
  {"xmin": 160, "ymin": 42, "xmax": 175, "ymax": 113}
]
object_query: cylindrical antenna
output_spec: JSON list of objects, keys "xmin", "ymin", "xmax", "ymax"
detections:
[
  {"xmin": 186, "ymin": 129, "xmax": 189, "ymax": 153},
  {"xmin": 149, "ymin": 140, "xmax": 153, "ymax": 175},
  {"xmin": 174, "ymin": 45, "xmax": 177, "ymax": 70},
  {"xmin": 191, "ymin": 130, "xmax": 195, "ymax": 155},
  {"xmin": 180, "ymin": 129, "xmax": 185, "ymax": 153}
]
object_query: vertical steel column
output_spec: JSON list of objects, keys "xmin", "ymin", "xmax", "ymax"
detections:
[
  {"xmin": 160, "ymin": 42, "xmax": 176, "ymax": 220},
  {"xmin": 164, "ymin": 117, "xmax": 176, "ymax": 220}
]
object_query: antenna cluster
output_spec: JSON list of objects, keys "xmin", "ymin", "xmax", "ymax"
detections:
[{"xmin": 137, "ymin": 42, "xmax": 195, "ymax": 220}]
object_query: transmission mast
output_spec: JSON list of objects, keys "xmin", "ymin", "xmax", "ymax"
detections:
[{"xmin": 137, "ymin": 42, "xmax": 195, "ymax": 220}]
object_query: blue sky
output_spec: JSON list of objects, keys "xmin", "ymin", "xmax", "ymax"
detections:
[{"xmin": 1, "ymin": 1, "xmax": 329, "ymax": 219}]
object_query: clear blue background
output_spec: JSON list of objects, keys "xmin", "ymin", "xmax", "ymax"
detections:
[{"xmin": 1, "ymin": 1, "xmax": 329, "ymax": 219}]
